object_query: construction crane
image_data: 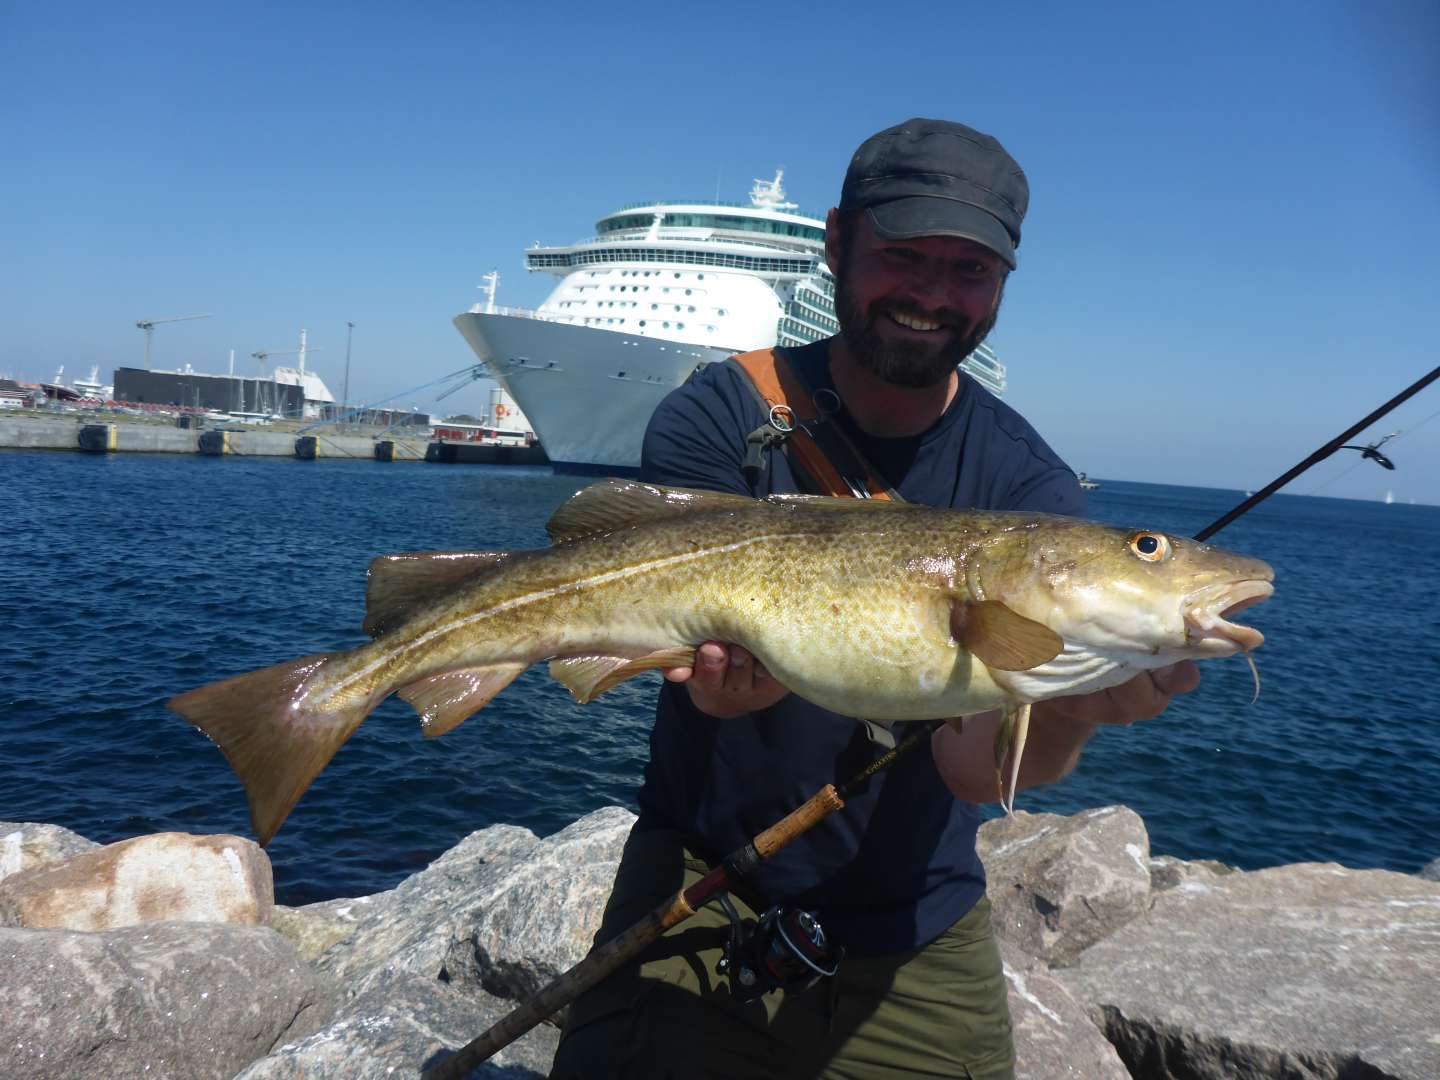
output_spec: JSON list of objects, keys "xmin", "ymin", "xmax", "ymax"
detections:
[
  {"xmin": 135, "ymin": 313, "xmax": 211, "ymax": 370},
  {"xmin": 251, "ymin": 329, "xmax": 322, "ymax": 377},
  {"xmin": 252, "ymin": 330, "xmax": 328, "ymax": 420}
]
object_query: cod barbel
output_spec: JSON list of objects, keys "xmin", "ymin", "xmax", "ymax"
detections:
[{"xmin": 170, "ymin": 480, "xmax": 1274, "ymax": 844}]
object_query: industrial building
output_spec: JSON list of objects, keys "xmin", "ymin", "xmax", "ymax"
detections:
[{"xmin": 114, "ymin": 367, "xmax": 307, "ymax": 416}]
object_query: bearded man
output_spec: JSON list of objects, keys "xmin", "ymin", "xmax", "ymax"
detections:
[{"xmin": 547, "ymin": 118, "xmax": 1198, "ymax": 1080}]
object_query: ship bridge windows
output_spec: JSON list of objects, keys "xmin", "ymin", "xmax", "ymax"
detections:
[
  {"xmin": 597, "ymin": 212, "xmax": 824, "ymax": 244},
  {"xmin": 527, "ymin": 247, "xmax": 818, "ymax": 275}
]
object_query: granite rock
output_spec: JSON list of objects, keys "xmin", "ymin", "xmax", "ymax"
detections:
[
  {"xmin": 270, "ymin": 893, "xmax": 383, "ymax": 963},
  {"xmin": 978, "ymin": 805, "xmax": 1152, "ymax": 967},
  {"xmin": 235, "ymin": 971, "xmax": 557, "ymax": 1079},
  {"xmin": 1057, "ymin": 862, "xmax": 1440, "ymax": 1079},
  {"xmin": 312, "ymin": 821, "xmax": 542, "ymax": 991},
  {"xmin": 1000, "ymin": 940, "xmax": 1130, "ymax": 1079},
  {"xmin": 0, "ymin": 831, "xmax": 274, "ymax": 931},
  {"xmin": 0, "ymin": 821, "xmax": 100, "ymax": 883},
  {"xmin": 0, "ymin": 920, "xmax": 340, "ymax": 1080},
  {"xmin": 1147, "ymin": 853, "xmax": 1237, "ymax": 892},
  {"xmin": 315, "ymin": 807, "xmax": 634, "ymax": 1000}
]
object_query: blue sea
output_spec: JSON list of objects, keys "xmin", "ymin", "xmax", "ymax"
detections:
[{"xmin": 2, "ymin": 450, "xmax": 1437, "ymax": 905}]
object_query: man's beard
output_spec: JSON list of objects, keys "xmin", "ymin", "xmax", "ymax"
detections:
[{"xmin": 834, "ymin": 271, "xmax": 1000, "ymax": 389}]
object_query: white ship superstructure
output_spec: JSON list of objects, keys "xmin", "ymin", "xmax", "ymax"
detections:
[{"xmin": 454, "ymin": 171, "xmax": 1007, "ymax": 472}]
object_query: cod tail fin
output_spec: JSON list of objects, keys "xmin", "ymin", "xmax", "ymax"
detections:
[
  {"xmin": 993, "ymin": 702, "xmax": 1032, "ymax": 817},
  {"xmin": 169, "ymin": 653, "xmax": 377, "ymax": 846}
]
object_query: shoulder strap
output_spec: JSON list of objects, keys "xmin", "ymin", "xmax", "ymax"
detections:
[
  {"xmin": 727, "ymin": 348, "xmax": 902, "ymax": 749},
  {"xmin": 727, "ymin": 348, "xmax": 901, "ymax": 501}
]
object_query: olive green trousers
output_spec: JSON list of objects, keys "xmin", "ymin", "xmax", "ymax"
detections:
[{"xmin": 548, "ymin": 826, "xmax": 1014, "ymax": 1080}]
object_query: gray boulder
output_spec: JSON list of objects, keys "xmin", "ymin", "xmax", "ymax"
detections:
[
  {"xmin": 0, "ymin": 921, "xmax": 340, "ymax": 1080},
  {"xmin": 0, "ymin": 821, "xmax": 99, "ymax": 882},
  {"xmin": 1418, "ymin": 857, "xmax": 1440, "ymax": 882},
  {"xmin": 1147, "ymin": 853, "xmax": 1237, "ymax": 892},
  {"xmin": 317, "ymin": 807, "xmax": 635, "ymax": 1000},
  {"xmin": 313, "ymin": 821, "xmax": 543, "ymax": 992},
  {"xmin": 1057, "ymin": 862, "xmax": 1440, "ymax": 1079},
  {"xmin": 236, "ymin": 971, "xmax": 557, "ymax": 1079},
  {"xmin": 978, "ymin": 805, "xmax": 1152, "ymax": 967},
  {"xmin": 1001, "ymin": 941, "xmax": 1129, "ymax": 1079},
  {"xmin": 0, "ymin": 831, "xmax": 273, "ymax": 931},
  {"xmin": 271, "ymin": 892, "xmax": 383, "ymax": 962}
]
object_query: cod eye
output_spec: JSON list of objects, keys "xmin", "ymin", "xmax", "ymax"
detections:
[{"xmin": 1129, "ymin": 532, "xmax": 1171, "ymax": 562}]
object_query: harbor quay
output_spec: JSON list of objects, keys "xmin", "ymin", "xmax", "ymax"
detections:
[{"xmin": 0, "ymin": 414, "xmax": 548, "ymax": 466}]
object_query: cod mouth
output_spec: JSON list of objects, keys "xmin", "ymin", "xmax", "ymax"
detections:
[{"xmin": 1184, "ymin": 580, "xmax": 1274, "ymax": 653}]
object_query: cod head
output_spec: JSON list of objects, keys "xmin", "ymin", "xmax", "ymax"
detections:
[{"xmin": 971, "ymin": 516, "xmax": 1274, "ymax": 699}]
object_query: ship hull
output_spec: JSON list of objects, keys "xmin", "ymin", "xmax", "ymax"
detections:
[{"xmin": 453, "ymin": 312, "xmax": 734, "ymax": 472}]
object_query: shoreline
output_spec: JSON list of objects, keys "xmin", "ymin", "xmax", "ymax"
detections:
[{"xmin": 3, "ymin": 806, "xmax": 1437, "ymax": 1079}]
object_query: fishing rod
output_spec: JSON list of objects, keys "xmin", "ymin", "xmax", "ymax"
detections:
[
  {"xmin": 1194, "ymin": 364, "xmax": 1439, "ymax": 542},
  {"xmin": 421, "ymin": 717, "xmax": 946, "ymax": 1080},
  {"xmin": 427, "ymin": 364, "xmax": 1438, "ymax": 1077}
]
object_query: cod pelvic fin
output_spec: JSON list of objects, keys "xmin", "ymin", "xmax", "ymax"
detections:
[
  {"xmin": 550, "ymin": 646, "xmax": 699, "ymax": 703},
  {"xmin": 994, "ymin": 702, "xmax": 1032, "ymax": 817}
]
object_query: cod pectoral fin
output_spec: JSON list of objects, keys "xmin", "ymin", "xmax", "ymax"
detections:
[
  {"xmin": 951, "ymin": 600, "xmax": 1064, "ymax": 671},
  {"xmin": 397, "ymin": 662, "xmax": 528, "ymax": 737},
  {"xmin": 364, "ymin": 551, "xmax": 514, "ymax": 638},
  {"xmin": 550, "ymin": 646, "xmax": 698, "ymax": 703}
]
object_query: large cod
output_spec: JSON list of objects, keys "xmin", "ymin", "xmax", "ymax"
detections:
[{"xmin": 170, "ymin": 480, "xmax": 1274, "ymax": 844}]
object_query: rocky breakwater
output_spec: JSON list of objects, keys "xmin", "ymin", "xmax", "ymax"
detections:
[{"xmin": 3, "ymin": 809, "xmax": 1437, "ymax": 1080}]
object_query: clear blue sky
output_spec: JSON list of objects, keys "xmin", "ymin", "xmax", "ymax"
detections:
[{"xmin": 5, "ymin": 1, "xmax": 1437, "ymax": 503}]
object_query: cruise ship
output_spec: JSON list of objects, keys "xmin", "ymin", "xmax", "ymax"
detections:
[{"xmin": 453, "ymin": 171, "xmax": 1008, "ymax": 473}]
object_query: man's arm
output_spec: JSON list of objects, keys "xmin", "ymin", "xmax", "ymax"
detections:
[{"xmin": 930, "ymin": 661, "xmax": 1201, "ymax": 804}]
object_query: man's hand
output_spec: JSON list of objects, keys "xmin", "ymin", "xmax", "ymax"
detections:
[
  {"xmin": 663, "ymin": 642, "xmax": 791, "ymax": 719},
  {"xmin": 932, "ymin": 661, "xmax": 1201, "ymax": 802},
  {"xmin": 1040, "ymin": 660, "xmax": 1201, "ymax": 729}
]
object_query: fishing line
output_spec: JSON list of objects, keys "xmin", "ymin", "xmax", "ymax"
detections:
[
  {"xmin": 1303, "ymin": 402, "xmax": 1440, "ymax": 497},
  {"xmin": 1194, "ymin": 365, "xmax": 1439, "ymax": 541}
]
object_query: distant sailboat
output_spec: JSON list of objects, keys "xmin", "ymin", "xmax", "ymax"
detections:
[{"xmin": 1384, "ymin": 490, "xmax": 1395, "ymax": 505}]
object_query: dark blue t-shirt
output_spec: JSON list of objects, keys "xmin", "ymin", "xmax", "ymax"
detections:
[{"xmin": 637, "ymin": 339, "xmax": 1085, "ymax": 955}]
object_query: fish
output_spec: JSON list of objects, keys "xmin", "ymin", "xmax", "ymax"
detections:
[{"xmin": 169, "ymin": 479, "xmax": 1274, "ymax": 844}]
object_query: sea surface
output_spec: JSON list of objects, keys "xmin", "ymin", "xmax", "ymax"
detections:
[{"xmin": 2, "ymin": 450, "xmax": 1437, "ymax": 905}]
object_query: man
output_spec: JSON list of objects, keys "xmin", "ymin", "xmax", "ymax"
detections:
[{"xmin": 548, "ymin": 118, "xmax": 1198, "ymax": 1079}]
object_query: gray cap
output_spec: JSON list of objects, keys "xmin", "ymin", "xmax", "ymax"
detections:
[{"xmin": 839, "ymin": 118, "xmax": 1029, "ymax": 268}]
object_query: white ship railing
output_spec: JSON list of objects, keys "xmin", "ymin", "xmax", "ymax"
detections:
[
  {"xmin": 608, "ymin": 199, "xmax": 828, "ymax": 221},
  {"xmin": 466, "ymin": 304, "xmax": 572, "ymax": 323}
]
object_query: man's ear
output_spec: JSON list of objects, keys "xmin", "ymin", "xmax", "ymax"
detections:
[{"xmin": 824, "ymin": 207, "xmax": 843, "ymax": 277}]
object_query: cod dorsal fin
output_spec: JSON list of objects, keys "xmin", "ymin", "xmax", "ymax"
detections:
[
  {"xmin": 546, "ymin": 479, "xmax": 755, "ymax": 543},
  {"xmin": 364, "ymin": 551, "xmax": 513, "ymax": 638},
  {"xmin": 952, "ymin": 600, "xmax": 1064, "ymax": 671},
  {"xmin": 766, "ymin": 493, "xmax": 925, "ymax": 512}
]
